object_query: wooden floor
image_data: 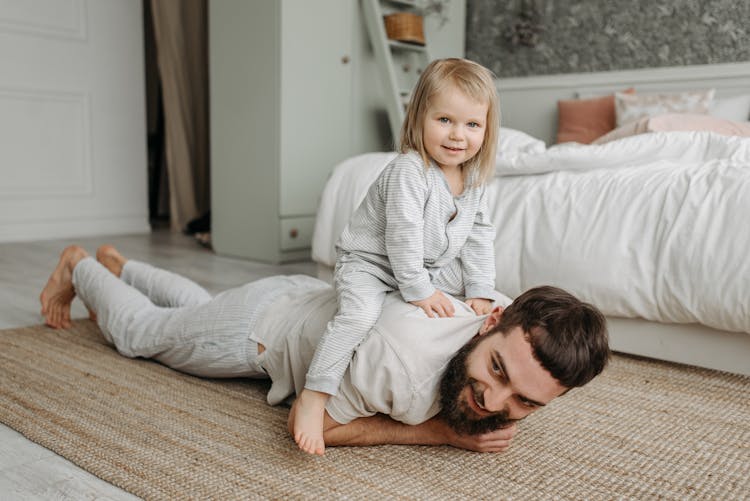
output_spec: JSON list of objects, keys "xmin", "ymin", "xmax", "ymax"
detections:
[{"xmin": 0, "ymin": 230, "xmax": 316, "ymax": 500}]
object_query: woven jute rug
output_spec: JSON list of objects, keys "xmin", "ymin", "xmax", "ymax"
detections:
[{"xmin": 1, "ymin": 321, "xmax": 748, "ymax": 500}]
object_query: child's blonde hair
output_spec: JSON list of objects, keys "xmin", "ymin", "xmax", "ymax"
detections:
[{"xmin": 399, "ymin": 58, "xmax": 500, "ymax": 186}]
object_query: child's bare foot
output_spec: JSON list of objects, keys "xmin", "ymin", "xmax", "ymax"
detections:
[
  {"xmin": 293, "ymin": 389, "xmax": 329, "ymax": 455},
  {"xmin": 39, "ymin": 245, "xmax": 89, "ymax": 329},
  {"xmin": 96, "ymin": 244, "xmax": 127, "ymax": 277}
]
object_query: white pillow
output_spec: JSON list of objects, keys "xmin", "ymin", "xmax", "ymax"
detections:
[
  {"xmin": 710, "ymin": 94, "xmax": 750, "ymax": 122},
  {"xmin": 615, "ymin": 89, "xmax": 715, "ymax": 126},
  {"xmin": 495, "ymin": 127, "xmax": 548, "ymax": 176},
  {"xmin": 497, "ymin": 127, "xmax": 546, "ymax": 157}
]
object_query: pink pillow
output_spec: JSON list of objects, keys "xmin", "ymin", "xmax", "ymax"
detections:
[
  {"xmin": 593, "ymin": 113, "xmax": 750, "ymax": 144},
  {"xmin": 556, "ymin": 88, "xmax": 635, "ymax": 144}
]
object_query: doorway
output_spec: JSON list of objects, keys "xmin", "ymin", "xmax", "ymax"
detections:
[
  {"xmin": 143, "ymin": 1, "xmax": 169, "ymax": 228},
  {"xmin": 141, "ymin": 0, "xmax": 211, "ymax": 239}
]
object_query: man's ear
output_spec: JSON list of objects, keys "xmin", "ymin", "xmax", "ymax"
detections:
[{"xmin": 479, "ymin": 306, "xmax": 504, "ymax": 335}]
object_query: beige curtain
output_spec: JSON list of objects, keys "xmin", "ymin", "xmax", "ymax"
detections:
[{"xmin": 150, "ymin": 0, "xmax": 210, "ymax": 231}]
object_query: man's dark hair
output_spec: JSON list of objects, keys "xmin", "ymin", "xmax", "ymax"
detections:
[{"xmin": 490, "ymin": 286, "xmax": 610, "ymax": 388}]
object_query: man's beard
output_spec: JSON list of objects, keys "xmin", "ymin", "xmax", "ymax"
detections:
[{"xmin": 439, "ymin": 336, "xmax": 513, "ymax": 435}]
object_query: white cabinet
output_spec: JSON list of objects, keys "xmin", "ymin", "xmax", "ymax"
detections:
[
  {"xmin": 210, "ymin": 0, "xmax": 382, "ymax": 262},
  {"xmin": 210, "ymin": 0, "xmax": 465, "ymax": 263},
  {"xmin": 278, "ymin": 1, "xmax": 354, "ymax": 218}
]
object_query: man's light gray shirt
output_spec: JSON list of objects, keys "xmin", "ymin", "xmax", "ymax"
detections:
[{"xmin": 252, "ymin": 279, "xmax": 491, "ymax": 425}]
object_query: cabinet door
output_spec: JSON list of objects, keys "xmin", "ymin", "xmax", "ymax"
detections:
[{"xmin": 279, "ymin": 0, "xmax": 353, "ymax": 217}]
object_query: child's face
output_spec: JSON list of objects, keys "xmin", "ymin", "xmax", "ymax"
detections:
[{"xmin": 422, "ymin": 86, "xmax": 488, "ymax": 171}]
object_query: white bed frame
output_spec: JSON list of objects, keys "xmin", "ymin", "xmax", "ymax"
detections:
[
  {"xmin": 316, "ymin": 62, "xmax": 750, "ymax": 377},
  {"xmin": 497, "ymin": 62, "xmax": 750, "ymax": 376}
]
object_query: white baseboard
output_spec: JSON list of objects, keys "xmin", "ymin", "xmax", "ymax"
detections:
[{"xmin": 0, "ymin": 216, "xmax": 151, "ymax": 243}]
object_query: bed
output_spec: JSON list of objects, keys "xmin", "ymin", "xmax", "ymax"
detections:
[{"xmin": 311, "ymin": 62, "xmax": 750, "ymax": 377}]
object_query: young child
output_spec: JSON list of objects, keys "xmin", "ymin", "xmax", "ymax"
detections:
[{"xmin": 293, "ymin": 58, "xmax": 500, "ymax": 455}]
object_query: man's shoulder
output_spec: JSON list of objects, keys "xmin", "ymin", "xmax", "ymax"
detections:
[
  {"xmin": 338, "ymin": 294, "xmax": 481, "ymax": 424},
  {"xmin": 362, "ymin": 294, "xmax": 480, "ymax": 382},
  {"xmin": 327, "ymin": 293, "xmax": 484, "ymax": 425}
]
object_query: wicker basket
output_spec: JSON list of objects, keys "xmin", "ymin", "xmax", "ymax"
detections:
[{"xmin": 384, "ymin": 12, "xmax": 425, "ymax": 46}]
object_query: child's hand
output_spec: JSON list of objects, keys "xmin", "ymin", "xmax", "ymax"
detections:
[
  {"xmin": 411, "ymin": 290, "xmax": 455, "ymax": 318},
  {"xmin": 465, "ymin": 298, "xmax": 493, "ymax": 316}
]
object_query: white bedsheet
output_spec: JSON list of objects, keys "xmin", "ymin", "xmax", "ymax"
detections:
[
  {"xmin": 312, "ymin": 131, "xmax": 750, "ymax": 334},
  {"xmin": 312, "ymin": 152, "xmax": 397, "ymax": 265}
]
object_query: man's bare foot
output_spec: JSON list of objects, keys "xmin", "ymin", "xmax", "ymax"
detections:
[
  {"xmin": 293, "ymin": 389, "xmax": 329, "ymax": 455},
  {"xmin": 96, "ymin": 244, "xmax": 127, "ymax": 278},
  {"xmin": 39, "ymin": 245, "xmax": 89, "ymax": 329},
  {"xmin": 88, "ymin": 244, "xmax": 128, "ymax": 323}
]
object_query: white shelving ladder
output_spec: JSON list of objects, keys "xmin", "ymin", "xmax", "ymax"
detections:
[{"xmin": 362, "ymin": 0, "xmax": 433, "ymax": 140}]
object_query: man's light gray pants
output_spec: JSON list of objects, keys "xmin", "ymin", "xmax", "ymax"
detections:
[{"xmin": 72, "ymin": 257, "xmax": 293, "ymax": 378}]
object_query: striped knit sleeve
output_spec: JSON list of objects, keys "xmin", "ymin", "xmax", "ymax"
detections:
[
  {"xmin": 460, "ymin": 185, "xmax": 496, "ymax": 300},
  {"xmin": 380, "ymin": 158, "xmax": 435, "ymax": 302}
]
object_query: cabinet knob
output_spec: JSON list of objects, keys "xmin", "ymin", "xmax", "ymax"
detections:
[
  {"xmin": 341, "ymin": 55, "xmax": 350, "ymax": 64},
  {"xmin": 289, "ymin": 228, "xmax": 298, "ymax": 238}
]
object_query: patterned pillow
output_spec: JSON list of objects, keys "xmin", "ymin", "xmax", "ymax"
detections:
[{"xmin": 615, "ymin": 89, "xmax": 715, "ymax": 126}]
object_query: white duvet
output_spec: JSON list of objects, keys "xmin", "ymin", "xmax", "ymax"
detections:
[{"xmin": 312, "ymin": 131, "xmax": 750, "ymax": 334}]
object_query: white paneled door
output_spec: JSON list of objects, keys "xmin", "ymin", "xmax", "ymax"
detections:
[{"xmin": 0, "ymin": 0, "xmax": 149, "ymax": 242}]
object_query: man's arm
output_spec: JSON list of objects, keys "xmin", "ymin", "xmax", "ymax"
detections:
[
  {"xmin": 288, "ymin": 402, "xmax": 516, "ymax": 453},
  {"xmin": 323, "ymin": 412, "xmax": 516, "ymax": 453}
]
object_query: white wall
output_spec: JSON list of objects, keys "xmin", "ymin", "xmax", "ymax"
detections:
[{"xmin": 424, "ymin": 0, "xmax": 466, "ymax": 59}]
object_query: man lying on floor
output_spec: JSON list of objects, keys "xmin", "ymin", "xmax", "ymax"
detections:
[{"xmin": 40, "ymin": 245, "xmax": 610, "ymax": 455}]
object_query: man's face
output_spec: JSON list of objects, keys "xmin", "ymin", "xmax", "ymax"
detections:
[{"xmin": 439, "ymin": 326, "xmax": 567, "ymax": 435}]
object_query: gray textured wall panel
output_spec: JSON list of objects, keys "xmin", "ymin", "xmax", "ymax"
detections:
[{"xmin": 465, "ymin": 0, "xmax": 750, "ymax": 77}]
